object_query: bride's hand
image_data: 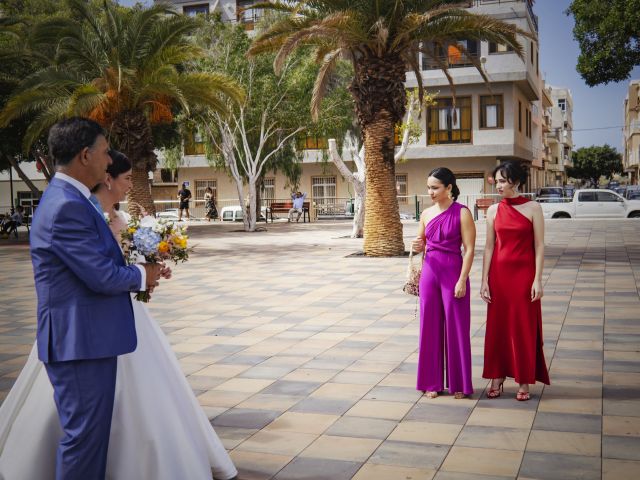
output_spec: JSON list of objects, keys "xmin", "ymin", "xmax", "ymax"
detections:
[{"xmin": 160, "ymin": 264, "xmax": 172, "ymax": 280}]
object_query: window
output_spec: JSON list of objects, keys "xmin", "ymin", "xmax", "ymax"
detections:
[
  {"xmin": 525, "ymin": 108, "xmax": 532, "ymax": 138},
  {"xmin": 296, "ymin": 133, "xmax": 328, "ymax": 150},
  {"xmin": 183, "ymin": 4, "xmax": 209, "ymax": 16},
  {"xmin": 427, "ymin": 97, "xmax": 472, "ymax": 145},
  {"xmin": 159, "ymin": 169, "xmax": 177, "ymax": 183},
  {"xmin": 195, "ymin": 180, "xmax": 216, "ymax": 201},
  {"xmin": 558, "ymin": 98, "xmax": 567, "ymax": 112},
  {"xmin": 518, "ymin": 101, "xmax": 522, "ymax": 132},
  {"xmin": 17, "ymin": 191, "xmax": 39, "ymax": 215},
  {"xmin": 422, "ymin": 40, "xmax": 478, "ymax": 70},
  {"xmin": 597, "ymin": 191, "xmax": 620, "ymax": 202},
  {"xmin": 312, "ymin": 176, "xmax": 336, "ymax": 211},
  {"xmin": 489, "ymin": 42, "xmax": 514, "ymax": 54},
  {"xmin": 480, "ymin": 95, "xmax": 503, "ymax": 129},
  {"xmin": 536, "ymin": 50, "xmax": 539, "ymax": 76},
  {"xmin": 530, "ymin": 42, "xmax": 534, "ymax": 64},
  {"xmin": 396, "ymin": 174, "xmax": 408, "ymax": 204},
  {"xmin": 184, "ymin": 130, "xmax": 205, "ymax": 156},
  {"xmin": 262, "ymin": 177, "xmax": 275, "ymax": 201},
  {"xmin": 237, "ymin": 1, "xmax": 262, "ymax": 30},
  {"xmin": 578, "ymin": 192, "xmax": 597, "ymax": 202}
]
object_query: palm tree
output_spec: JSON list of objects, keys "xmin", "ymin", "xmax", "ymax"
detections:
[
  {"xmin": 249, "ymin": 0, "xmax": 529, "ymax": 256},
  {"xmin": 0, "ymin": 0, "xmax": 243, "ymax": 215}
]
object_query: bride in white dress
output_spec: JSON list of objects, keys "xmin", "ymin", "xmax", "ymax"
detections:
[{"xmin": 0, "ymin": 151, "xmax": 238, "ymax": 480}]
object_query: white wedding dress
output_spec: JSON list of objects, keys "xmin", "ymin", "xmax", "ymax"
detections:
[{"xmin": 0, "ymin": 216, "xmax": 237, "ymax": 480}]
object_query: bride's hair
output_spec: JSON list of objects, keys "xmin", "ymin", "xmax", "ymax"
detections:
[
  {"xmin": 91, "ymin": 150, "xmax": 131, "ymax": 193},
  {"xmin": 107, "ymin": 150, "xmax": 131, "ymax": 178}
]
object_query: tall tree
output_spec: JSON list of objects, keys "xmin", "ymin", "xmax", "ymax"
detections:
[
  {"xmin": 195, "ymin": 16, "xmax": 353, "ymax": 232},
  {"xmin": 567, "ymin": 144, "xmax": 623, "ymax": 185},
  {"xmin": 0, "ymin": 0, "xmax": 243, "ymax": 215},
  {"xmin": 249, "ymin": 0, "xmax": 528, "ymax": 256},
  {"xmin": 567, "ymin": 0, "xmax": 640, "ymax": 86}
]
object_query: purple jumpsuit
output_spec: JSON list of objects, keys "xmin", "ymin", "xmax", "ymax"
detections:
[{"xmin": 416, "ymin": 202, "xmax": 473, "ymax": 395}]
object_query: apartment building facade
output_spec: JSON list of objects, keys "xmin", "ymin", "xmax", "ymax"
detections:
[
  {"xmin": 543, "ymin": 85, "xmax": 573, "ymax": 186},
  {"xmin": 623, "ymin": 80, "xmax": 640, "ymax": 185},
  {"xmin": 158, "ymin": 0, "xmax": 548, "ymax": 212}
]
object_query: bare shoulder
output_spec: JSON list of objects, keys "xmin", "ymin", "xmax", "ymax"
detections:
[
  {"xmin": 420, "ymin": 205, "xmax": 438, "ymax": 221},
  {"xmin": 459, "ymin": 205, "xmax": 473, "ymax": 220},
  {"xmin": 487, "ymin": 203, "xmax": 499, "ymax": 214}
]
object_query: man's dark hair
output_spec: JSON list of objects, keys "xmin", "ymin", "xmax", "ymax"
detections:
[
  {"xmin": 47, "ymin": 117, "xmax": 106, "ymax": 166},
  {"xmin": 16, "ymin": 205, "xmax": 24, "ymax": 212}
]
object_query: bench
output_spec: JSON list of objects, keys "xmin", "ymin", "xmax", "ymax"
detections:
[
  {"xmin": 2, "ymin": 214, "xmax": 30, "ymax": 238},
  {"xmin": 267, "ymin": 202, "xmax": 310, "ymax": 223},
  {"xmin": 474, "ymin": 198, "xmax": 495, "ymax": 221}
]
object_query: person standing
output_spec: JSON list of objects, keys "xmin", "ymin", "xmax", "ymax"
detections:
[
  {"xmin": 481, "ymin": 161, "xmax": 550, "ymax": 401},
  {"xmin": 204, "ymin": 186, "xmax": 218, "ymax": 221},
  {"xmin": 28, "ymin": 117, "xmax": 162, "ymax": 479},
  {"xmin": 412, "ymin": 168, "xmax": 475, "ymax": 399},
  {"xmin": 177, "ymin": 182, "xmax": 192, "ymax": 221}
]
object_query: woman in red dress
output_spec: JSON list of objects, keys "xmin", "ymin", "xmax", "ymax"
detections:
[{"xmin": 481, "ymin": 161, "xmax": 550, "ymax": 401}]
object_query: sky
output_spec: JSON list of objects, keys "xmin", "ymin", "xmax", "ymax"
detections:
[{"xmin": 119, "ymin": 0, "xmax": 639, "ymax": 152}]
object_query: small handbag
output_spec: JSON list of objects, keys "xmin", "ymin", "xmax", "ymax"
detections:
[{"xmin": 403, "ymin": 250, "xmax": 422, "ymax": 296}]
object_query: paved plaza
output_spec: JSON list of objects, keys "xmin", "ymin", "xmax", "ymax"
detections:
[{"xmin": 1, "ymin": 218, "xmax": 639, "ymax": 480}]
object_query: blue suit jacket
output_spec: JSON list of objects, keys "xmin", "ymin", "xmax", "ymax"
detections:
[{"xmin": 30, "ymin": 176, "xmax": 141, "ymax": 363}]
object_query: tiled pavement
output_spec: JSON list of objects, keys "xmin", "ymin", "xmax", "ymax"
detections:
[{"xmin": 1, "ymin": 218, "xmax": 639, "ymax": 480}]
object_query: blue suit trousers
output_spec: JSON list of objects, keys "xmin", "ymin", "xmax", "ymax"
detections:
[{"xmin": 45, "ymin": 357, "xmax": 118, "ymax": 480}]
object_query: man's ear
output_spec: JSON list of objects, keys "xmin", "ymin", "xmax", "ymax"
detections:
[{"xmin": 78, "ymin": 146, "xmax": 90, "ymax": 166}]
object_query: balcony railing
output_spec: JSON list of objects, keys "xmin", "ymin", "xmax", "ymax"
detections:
[
  {"xmin": 422, "ymin": 51, "xmax": 480, "ymax": 70},
  {"xmin": 472, "ymin": 0, "xmax": 538, "ymax": 32}
]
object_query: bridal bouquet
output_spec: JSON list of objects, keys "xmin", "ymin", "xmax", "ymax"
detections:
[{"xmin": 121, "ymin": 215, "xmax": 190, "ymax": 302}]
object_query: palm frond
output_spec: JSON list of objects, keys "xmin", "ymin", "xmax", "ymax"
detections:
[{"xmin": 311, "ymin": 48, "xmax": 342, "ymax": 121}]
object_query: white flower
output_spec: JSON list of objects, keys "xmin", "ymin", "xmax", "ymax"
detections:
[{"xmin": 139, "ymin": 215, "xmax": 158, "ymax": 229}]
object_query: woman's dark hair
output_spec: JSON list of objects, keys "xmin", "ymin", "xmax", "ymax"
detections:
[
  {"xmin": 429, "ymin": 167, "xmax": 460, "ymax": 200},
  {"xmin": 493, "ymin": 161, "xmax": 528, "ymax": 188},
  {"xmin": 48, "ymin": 117, "xmax": 106, "ymax": 166},
  {"xmin": 106, "ymin": 149, "xmax": 131, "ymax": 179},
  {"xmin": 205, "ymin": 186, "xmax": 212, "ymax": 192}
]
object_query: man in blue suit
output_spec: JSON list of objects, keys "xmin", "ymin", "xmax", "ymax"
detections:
[{"xmin": 30, "ymin": 117, "xmax": 163, "ymax": 480}]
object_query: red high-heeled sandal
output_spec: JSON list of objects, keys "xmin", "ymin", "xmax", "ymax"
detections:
[
  {"xmin": 516, "ymin": 390, "xmax": 530, "ymax": 401},
  {"xmin": 487, "ymin": 378, "xmax": 505, "ymax": 399}
]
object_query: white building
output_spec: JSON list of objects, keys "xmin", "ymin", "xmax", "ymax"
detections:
[
  {"xmin": 159, "ymin": 0, "xmax": 547, "ymax": 214},
  {"xmin": 0, "ymin": 162, "xmax": 47, "ymax": 213},
  {"xmin": 544, "ymin": 85, "xmax": 574, "ymax": 185},
  {"xmin": 623, "ymin": 80, "xmax": 640, "ymax": 184}
]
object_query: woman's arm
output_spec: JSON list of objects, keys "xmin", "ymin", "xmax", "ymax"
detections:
[
  {"xmin": 411, "ymin": 210, "xmax": 427, "ymax": 253},
  {"xmin": 531, "ymin": 202, "xmax": 545, "ymax": 302},
  {"xmin": 455, "ymin": 208, "xmax": 476, "ymax": 298},
  {"xmin": 480, "ymin": 204, "xmax": 497, "ymax": 303}
]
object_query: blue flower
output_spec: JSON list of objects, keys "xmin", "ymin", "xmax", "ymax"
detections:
[{"xmin": 133, "ymin": 227, "xmax": 161, "ymax": 256}]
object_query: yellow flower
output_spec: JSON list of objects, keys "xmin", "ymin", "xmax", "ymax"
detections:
[
  {"xmin": 128, "ymin": 227, "xmax": 136, "ymax": 234},
  {"xmin": 173, "ymin": 235, "xmax": 187, "ymax": 249},
  {"xmin": 158, "ymin": 241, "xmax": 170, "ymax": 254}
]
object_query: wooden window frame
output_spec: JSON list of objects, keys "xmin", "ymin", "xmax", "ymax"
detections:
[
  {"xmin": 479, "ymin": 95, "xmax": 504, "ymax": 129},
  {"xmin": 427, "ymin": 96, "xmax": 473, "ymax": 145}
]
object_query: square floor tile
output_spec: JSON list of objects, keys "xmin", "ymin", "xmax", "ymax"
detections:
[
  {"xmin": 466, "ymin": 408, "xmax": 535, "ymax": 429},
  {"xmin": 353, "ymin": 463, "xmax": 436, "ymax": 480},
  {"xmin": 273, "ymin": 457, "xmax": 361, "ymax": 480},
  {"xmin": 527, "ymin": 430, "xmax": 601, "ymax": 457},
  {"xmin": 404, "ymin": 404, "xmax": 472, "ymax": 425},
  {"xmin": 602, "ymin": 435, "xmax": 640, "ymax": 460},
  {"xmin": 264, "ymin": 412, "xmax": 339, "ymax": 434},
  {"xmin": 603, "ymin": 415, "xmax": 640, "ymax": 436},
  {"xmin": 440, "ymin": 446, "xmax": 522, "ymax": 477},
  {"xmin": 324, "ymin": 416, "xmax": 397, "ymax": 440},
  {"xmin": 369, "ymin": 440, "xmax": 449, "ymax": 469},
  {"xmin": 229, "ymin": 450, "xmax": 293, "ymax": 480},
  {"xmin": 532, "ymin": 412, "xmax": 601, "ymax": 434},
  {"xmin": 519, "ymin": 452, "xmax": 600, "ymax": 480},
  {"xmin": 603, "ymin": 459, "xmax": 640, "ymax": 480},
  {"xmin": 212, "ymin": 408, "xmax": 281, "ymax": 429},
  {"xmin": 388, "ymin": 421, "xmax": 462, "ymax": 446},
  {"xmin": 456, "ymin": 425, "xmax": 529, "ymax": 451},
  {"xmin": 300, "ymin": 435, "xmax": 382, "ymax": 462},
  {"xmin": 345, "ymin": 400, "xmax": 413, "ymax": 420},
  {"xmin": 237, "ymin": 430, "xmax": 318, "ymax": 456}
]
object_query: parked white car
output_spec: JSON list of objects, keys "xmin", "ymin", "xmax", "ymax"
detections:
[
  {"xmin": 540, "ymin": 189, "xmax": 640, "ymax": 219},
  {"xmin": 220, "ymin": 206, "xmax": 268, "ymax": 222}
]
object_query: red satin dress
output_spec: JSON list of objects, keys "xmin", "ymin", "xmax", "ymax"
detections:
[{"xmin": 483, "ymin": 196, "xmax": 550, "ymax": 385}]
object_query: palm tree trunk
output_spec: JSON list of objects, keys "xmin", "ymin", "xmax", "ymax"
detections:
[
  {"xmin": 128, "ymin": 166, "xmax": 155, "ymax": 216},
  {"xmin": 110, "ymin": 111, "xmax": 158, "ymax": 217},
  {"xmin": 363, "ymin": 110, "xmax": 404, "ymax": 256}
]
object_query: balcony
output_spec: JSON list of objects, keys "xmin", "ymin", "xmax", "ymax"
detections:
[
  {"xmin": 472, "ymin": 0, "xmax": 538, "ymax": 32},
  {"xmin": 422, "ymin": 41, "xmax": 479, "ymax": 70}
]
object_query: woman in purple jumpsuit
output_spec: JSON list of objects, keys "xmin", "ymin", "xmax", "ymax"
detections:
[{"xmin": 412, "ymin": 168, "xmax": 476, "ymax": 399}]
